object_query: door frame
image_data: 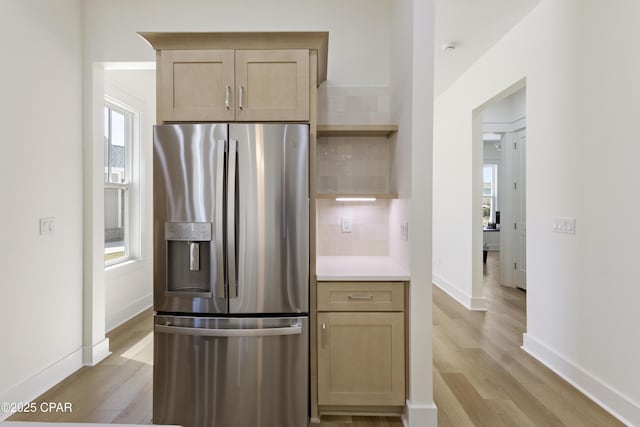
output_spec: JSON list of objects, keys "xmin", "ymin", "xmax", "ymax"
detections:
[{"xmin": 471, "ymin": 79, "xmax": 527, "ymax": 307}]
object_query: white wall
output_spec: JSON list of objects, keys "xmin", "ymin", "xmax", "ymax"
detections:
[
  {"xmin": 433, "ymin": 0, "xmax": 640, "ymax": 424},
  {"xmin": 104, "ymin": 70, "xmax": 155, "ymax": 332},
  {"xmin": 390, "ymin": 1, "xmax": 437, "ymax": 426},
  {"xmin": 388, "ymin": 0, "xmax": 414, "ymax": 272},
  {"xmin": 0, "ymin": 0, "xmax": 84, "ymax": 418},
  {"xmin": 483, "ymin": 88, "xmax": 526, "ymax": 124},
  {"xmin": 83, "ymin": 0, "xmax": 390, "ymax": 87}
]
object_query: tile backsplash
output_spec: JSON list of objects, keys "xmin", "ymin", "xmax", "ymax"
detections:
[
  {"xmin": 317, "ymin": 136, "xmax": 391, "ymax": 194},
  {"xmin": 318, "ymin": 86, "xmax": 390, "ymax": 124},
  {"xmin": 315, "ymin": 86, "xmax": 393, "ymax": 256},
  {"xmin": 317, "ymin": 199, "xmax": 389, "ymax": 256}
]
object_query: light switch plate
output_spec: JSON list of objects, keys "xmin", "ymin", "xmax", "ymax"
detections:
[
  {"xmin": 341, "ymin": 216, "xmax": 353, "ymax": 233},
  {"xmin": 40, "ymin": 217, "xmax": 56, "ymax": 236},
  {"xmin": 552, "ymin": 216, "xmax": 575, "ymax": 234}
]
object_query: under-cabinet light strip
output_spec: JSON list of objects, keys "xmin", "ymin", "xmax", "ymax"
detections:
[{"xmin": 335, "ymin": 197, "xmax": 377, "ymax": 202}]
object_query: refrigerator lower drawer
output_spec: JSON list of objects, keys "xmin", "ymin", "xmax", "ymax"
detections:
[{"xmin": 153, "ymin": 315, "xmax": 309, "ymax": 427}]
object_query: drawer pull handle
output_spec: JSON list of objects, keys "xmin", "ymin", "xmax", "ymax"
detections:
[{"xmin": 348, "ymin": 294, "xmax": 374, "ymax": 301}]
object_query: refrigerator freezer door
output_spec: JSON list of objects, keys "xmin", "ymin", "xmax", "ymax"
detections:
[
  {"xmin": 153, "ymin": 315, "xmax": 309, "ymax": 427},
  {"xmin": 229, "ymin": 123, "xmax": 309, "ymax": 314},
  {"xmin": 154, "ymin": 124, "xmax": 227, "ymax": 314}
]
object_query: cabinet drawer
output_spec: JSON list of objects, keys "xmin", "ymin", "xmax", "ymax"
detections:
[{"xmin": 317, "ymin": 282, "xmax": 404, "ymax": 312}]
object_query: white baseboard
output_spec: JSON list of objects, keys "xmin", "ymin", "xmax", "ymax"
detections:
[
  {"xmin": 402, "ymin": 400, "xmax": 438, "ymax": 427},
  {"xmin": 523, "ymin": 333, "xmax": 639, "ymax": 427},
  {"xmin": 0, "ymin": 349, "xmax": 83, "ymax": 421},
  {"xmin": 106, "ymin": 293, "xmax": 152, "ymax": 333},
  {"xmin": 83, "ymin": 338, "xmax": 111, "ymax": 367},
  {"xmin": 433, "ymin": 273, "xmax": 487, "ymax": 311}
]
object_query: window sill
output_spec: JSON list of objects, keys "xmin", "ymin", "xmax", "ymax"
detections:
[{"xmin": 105, "ymin": 258, "xmax": 144, "ymax": 273}]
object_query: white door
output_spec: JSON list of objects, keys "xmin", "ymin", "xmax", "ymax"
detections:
[{"xmin": 513, "ymin": 130, "xmax": 527, "ymax": 290}]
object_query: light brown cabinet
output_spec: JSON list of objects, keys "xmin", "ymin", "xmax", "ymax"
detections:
[
  {"xmin": 318, "ymin": 281, "xmax": 404, "ymax": 312},
  {"xmin": 235, "ymin": 50, "xmax": 309, "ymax": 121},
  {"xmin": 317, "ymin": 281, "xmax": 406, "ymax": 408},
  {"xmin": 158, "ymin": 48, "xmax": 309, "ymax": 122},
  {"xmin": 159, "ymin": 49, "xmax": 235, "ymax": 122}
]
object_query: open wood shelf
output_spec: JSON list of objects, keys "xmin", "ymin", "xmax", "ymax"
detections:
[
  {"xmin": 316, "ymin": 192, "xmax": 398, "ymax": 200},
  {"xmin": 317, "ymin": 124, "xmax": 398, "ymax": 138}
]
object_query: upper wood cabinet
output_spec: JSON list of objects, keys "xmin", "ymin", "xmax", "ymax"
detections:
[
  {"xmin": 235, "ymin": 49, "xmax": 309, "ymax": 121},
  {"xmin": 140, "ymin": 32, "xmax": 327, "ymax": 123},
  {"xmin": 159, "ymin": 49, "xmax": 235, "ymax": 122},
  {"xmin": 158, "ymin": 48, "xmax": 309, "ymax": 122}
]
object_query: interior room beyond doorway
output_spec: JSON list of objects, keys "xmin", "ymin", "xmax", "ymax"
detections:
[{"xmin": 480, "ymin": 85, "xmax": 527, "ymax": 293}]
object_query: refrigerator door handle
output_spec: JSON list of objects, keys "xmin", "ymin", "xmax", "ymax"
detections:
[
  {"xmin": 227, "ymin": 139, "xmax": 238, "ymax": 298},
  {"xmin": 155, "ymin": 323, "xmax": 302, "ymax": 337},
  {"xmin": 215, "ymin": 141, "xmax": 226, "ymax": 299}
]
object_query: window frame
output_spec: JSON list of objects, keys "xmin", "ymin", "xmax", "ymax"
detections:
[
  {"xmin": 482, "ymin": 163, "xmax": 499, "ymax": 226},
  {"xmin": 104, "ymin": 97, "xmax": 138, "ymax": 267}
]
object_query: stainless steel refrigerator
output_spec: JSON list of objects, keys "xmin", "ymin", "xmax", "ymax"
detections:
[{"xmin": 152, "ymin": 123, "xmax": 309, "ymax": 427}]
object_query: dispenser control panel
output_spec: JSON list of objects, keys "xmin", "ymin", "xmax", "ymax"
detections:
[{"xmin": 165, "ymin": 222, "xmax": 212, "ymax": 241}]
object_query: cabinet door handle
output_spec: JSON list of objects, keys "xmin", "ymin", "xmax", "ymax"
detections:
[
  {"xmin": 321, "ymin": 323, "xmax": 327, "ymax": 348},
  {"xmin": 225, "ymin": 85, "xmax": 231, "ymax": 110},
  {"xmin": 348, "ymin": 294, "xmax": 374, "ymax": 300},
  {"xmin": 238, "ymin": 85, "xmax": 244, "ymax": 110}
]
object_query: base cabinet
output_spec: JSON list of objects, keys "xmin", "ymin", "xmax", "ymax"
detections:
[
  {"xmin": 316, "ymin": 281, "xmax": 406, "ymax": 409},
  {"xmin": 317, "ymin": 312, "xmax": 405, "ymax": 406}
]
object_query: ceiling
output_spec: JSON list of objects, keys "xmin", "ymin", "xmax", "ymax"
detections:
[{"xmin": 434, "ymin": 0, "xmax": 541, "ymax": 97}]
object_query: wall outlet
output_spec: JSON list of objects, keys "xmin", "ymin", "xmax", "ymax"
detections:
[
  {"xmin": 401, "ymin": 221, "xmax": 409, "ymax": 241},
  {"xmin": 341, "ymin": 216, "xmax": 353, "ymax": 233},
  {"xmin": 40, "ymin": 217, "xmax": 56, "ymax": 236}
]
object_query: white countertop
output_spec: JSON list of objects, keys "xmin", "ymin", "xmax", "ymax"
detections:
[{"xmin": 316, "ymin": 256, "xmax": 410, "ymax": 281}]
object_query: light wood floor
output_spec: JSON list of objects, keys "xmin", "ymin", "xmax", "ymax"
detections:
[
  {"xmin": 433, "ymin": 252, "xmax": 622, "ymax": 427},
  {"xmin": 10, "ymin": 252, "xmax": 622, "ymax": 426}
]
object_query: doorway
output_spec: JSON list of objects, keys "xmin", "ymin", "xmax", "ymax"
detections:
[
  {"xmin": 476, "ymin": 82, "xmax": 527, "ymax": 300},
  {"xmin": 83, "ymin": 62, "xmax": 155, "ymax": 366}
]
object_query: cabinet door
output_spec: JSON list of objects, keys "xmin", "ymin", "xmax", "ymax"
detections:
[
  {"xmin": 317, "ymin": 312, "xmax": 405, "ymax": 406},
  {"xmin": 159, "ymin": 50, "xmax": 235, "ymax": 122},
  {"xmin": 235, "ymin": 49, "xmax": 309, "ymax": 121}
]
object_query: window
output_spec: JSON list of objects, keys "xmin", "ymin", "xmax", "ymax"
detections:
[
  {"xmin": 483, "ymin": 164, "xmax": 498, "ymax": 227},
  {"xmin": 104, "ymin": 100, "xmax": 137, "ymax": 265}
]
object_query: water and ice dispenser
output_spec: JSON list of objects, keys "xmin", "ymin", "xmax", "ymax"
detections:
[{"xmin": 165, "ymin": 222, "xmax": 214, "ymax": 296}]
